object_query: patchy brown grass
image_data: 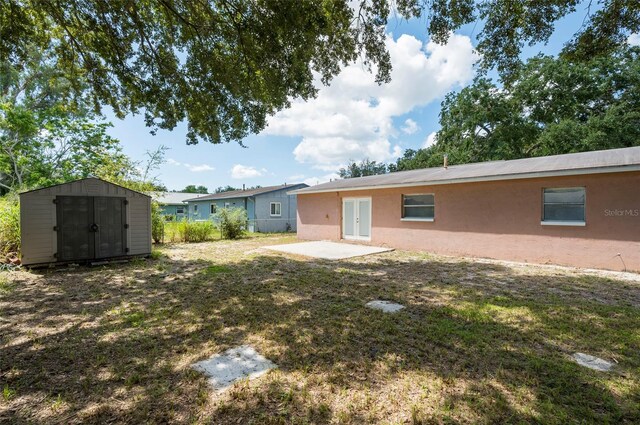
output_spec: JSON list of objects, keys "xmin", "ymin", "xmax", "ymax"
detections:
[{"xmin": 1, "ymin": 235, "xmax": 639, "ymax": 424}]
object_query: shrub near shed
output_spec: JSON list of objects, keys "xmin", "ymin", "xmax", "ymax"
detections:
[{"xmin": 216, "ymin": 207, "xmax": 247, "ymax": 240}]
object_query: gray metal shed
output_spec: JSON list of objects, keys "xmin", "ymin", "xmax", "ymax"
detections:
[{"xmin": 19, "ymin": 177, "xmax": 152, "ymax": 265}]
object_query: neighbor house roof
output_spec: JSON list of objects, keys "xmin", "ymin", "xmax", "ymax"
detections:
[
  {"xmin": 291, "ymin": 147, "xmax": 640, "ymax": 195},
  {"xmin": 185, "ymin": 183, "xmax": 308, "ymax": 202},
  {"xmin": 153, "ymin": 192, "xmax": 208, "ymax": 205}
]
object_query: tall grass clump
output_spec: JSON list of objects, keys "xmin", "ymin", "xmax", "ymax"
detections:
[
  {"xmin": 164, "ymin": 220, "xmax": 217, "ymax": 243},
  {"xmin": 0, "ymin": 194, "xmax": 20, "ymax": 257},
  {"xmin": 216, "ymin": 207, "xmax": 247, "ymax": 240}
]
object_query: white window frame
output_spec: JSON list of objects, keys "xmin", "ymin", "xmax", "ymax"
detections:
[
  {"xmin": 401, "ymin": 193, "xmax": 435, "ymax": 222},
  {"xmin": 176, "ymin": 207, "xmax": 185, "ymax": 215},
  {"xmin": 541, "ymin": 187, "xmax": 586, "ymax": 226},
  {"xmin": 270, "ymin": 202, "xmax": 282, "ymax": 217}
]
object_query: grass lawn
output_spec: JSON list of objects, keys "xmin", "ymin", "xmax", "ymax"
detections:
[{"xmin": 1, "ymin": 235, "xmax": 639, "ymax": 424}]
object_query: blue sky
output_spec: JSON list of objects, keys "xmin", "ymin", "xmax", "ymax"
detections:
[{"xmin": 104, "ymin": 2, "xmax": 608, "ymax": 192}]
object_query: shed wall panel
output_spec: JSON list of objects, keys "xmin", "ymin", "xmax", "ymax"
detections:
[
  {"xmin": 128, "ymin": 197, "xmax": 151, "ymax": 255},
  {"xmin": 20, "ymin": 193, "xmax": 57, "ymax": 264}
]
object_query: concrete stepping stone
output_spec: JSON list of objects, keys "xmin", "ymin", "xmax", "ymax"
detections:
[
  {"xmin": 192, "ymin": 345, "xmax": 277, "ymax": 391},
  {"xmin": 573, "ymin": 352, "xmax": 614, "ymax": 372},
  {"xmin": 366, "ymin": 300, "xmax": 405, "ymax": 313}
]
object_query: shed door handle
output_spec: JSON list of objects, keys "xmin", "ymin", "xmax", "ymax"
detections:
[{"xmin": 90, "ymin": 223, "xmax": 99, "ymax": 232}]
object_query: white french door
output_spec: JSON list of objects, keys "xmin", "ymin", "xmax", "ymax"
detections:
[{"xmin": 342, "ymin": 198, "xmax": 371, "ymax": 241}]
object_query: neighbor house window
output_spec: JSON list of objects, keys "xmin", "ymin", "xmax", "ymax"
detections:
[
  {"xmin": 193, "ymin": 204, "xmax": 198, "ymax": 213},
  {"xmin": 224, "ymin": 202, "xmax": 230, "ymax": 208},
  {"xmin": 210, "ymin": 204, "xmax": 216, "ymax": 214},
  {"xmin": 270, "ymin": 202, "xmax": 282, "ymax": 217},
  {"xmin": 402, "ymin": 194, "xmax": 434, "ymax": 220},
  {"xmin": 542, "ymin": 187, "xmax": 586, "ymax": 225},
  {"xmin": 176, "ymin": 207, "xmax": 184, "ymax": 214}
]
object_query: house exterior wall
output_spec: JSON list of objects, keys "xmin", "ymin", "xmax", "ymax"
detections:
[
  {"xmin": 187, "ymin": 197, "xmax": 250, "ymax": 221},
  {"xmin": 159, "ymin": 204, "xmax": 187, "ymax": 220},
  {"xmin": 254, "ymin": 187, "xmax": 301, "ymax": 232},
  {"xmin": 296, "ymin": 171, "xmax": 640, "ymax": 271},
  {"xmin": 20, "ymin": 178, "xmax": 151, "ymax": 265}
]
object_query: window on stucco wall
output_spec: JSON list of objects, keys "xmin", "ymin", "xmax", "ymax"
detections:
[
  {"xmin": 542, "ymin": 187, "xmax": 585, "ymax": 224},
  {"xmin": 402, "ymin": 194, "xmax": 434, "ymax": 221}
]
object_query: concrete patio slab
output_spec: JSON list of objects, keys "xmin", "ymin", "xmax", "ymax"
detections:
[
  {"xmin": 366, "ymin": 300, "xmax": 405, "ymax": 313},
  {"xmin": 573, "ymin": 352, "xmax": 614, "ymax": 372},
  {"xmin": 191, "ymin": 345, "xmax": 277, "ymax": 391},
  {"xmin": 264, "ymin": 241, "xmax": 393, "ymax": 260}
]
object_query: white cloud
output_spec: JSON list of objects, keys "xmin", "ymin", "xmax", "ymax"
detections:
[
  {"xmin": 401, "ymin": 118, "xmax": 419, "ymax": 134},
  {"xmin": 287, "ymin": 174, "xmax": 306, "ymax": 181},
  {"xmin": 303, "ymin": 173, "xmax": 340, "ymax": 186},
  {"xmin": 628, "ymin": 33, "xmax": 640, "ymax": 46},
  {"xmin": 231, "ymin": 164, "xmax": 264, "ymax": 179},
  {"xmin": 423, "ymin": 132, "xmax": 437, "ymax": 148},
  {"xmin": 263, "ymin": 33, "xmax": 478, "ymax": 170},
  {"xmin": 167, "ymin": 158, "xmax": 215, "ymax": 172},
  {"xmin": 187, "ymin": 164, "xmax": 215, "ymax": 172}
]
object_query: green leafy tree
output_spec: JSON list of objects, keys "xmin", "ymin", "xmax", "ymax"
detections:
[
  {"xmin": 151, "ymin": 201, "xmax": 165, "ymax": 244},
  {"xmin": 339, "ymin": 159, "xmax": 387, "ymax": 178},
  {"xmin": 213, "ymin": 185, "xmax": 261, "ymax": 193},
  {"xmin": 0, "ymin": 46, "xmax": 160, "ymax": 193},
  {"xmin": 181, "ymin": 185, "xmax": 208, "ymax": 194},
  {"xmin": 393, "ymin": 46, "xmax": 640, "ymax": 170},
  {"xmin": 214, "ymin": 185, "xmax": 239, "ymax": 194},
  {"xmin": 2, "ymin": 1, "xmax": 637, "ymax": 144},
  {"xmin": 0, "ymin": 193, "xmax": 20, "ymax": 256}
]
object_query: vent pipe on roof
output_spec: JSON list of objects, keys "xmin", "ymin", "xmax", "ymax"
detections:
[
  {"xmin": 443, "ymin": 154, "xmax": 448, "ymax": 169},
  {"xmin": 243, "ymin": 184, "xmax": 245, "ymax": 191}
]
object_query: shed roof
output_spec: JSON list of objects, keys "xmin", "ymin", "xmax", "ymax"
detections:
[
  {"xmin": 291, "ymin": 147, "xmax": 640, "ymax": 195},
  {"xmin": 152, "ymin": 191, "xmax": 208, "ymax": 205},
  {"xmin": 19, "ymin": 177, "xmax": 151, "ymax": 197},
  {"xmin": 185, "ymin": 183, "xmax": 308, "ymax": 201}
]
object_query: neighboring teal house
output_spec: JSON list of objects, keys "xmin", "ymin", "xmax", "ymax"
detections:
[
  {"xmin": 185, "ymin": 183, "xmax": 308, "ymax": 232},
  {"xmin": 152, "ymin": 192, "xmax": 210, "ymax": 220}
]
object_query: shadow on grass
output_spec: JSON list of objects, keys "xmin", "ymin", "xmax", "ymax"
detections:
[{"xmin": 1, "ymin": 250, "xmax": 639, "ymax": 423}]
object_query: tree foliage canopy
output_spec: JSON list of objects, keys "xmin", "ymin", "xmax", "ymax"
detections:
[
  {"xmin": 339, "ymin": 158, "xmax": 387, "ymax": 178},
  {"xmin": 0, "ymin": 47, "xmax": 166, "ymax": 194},
  {"xmin": 392, "ymin": 46, "xmax": 640, "ymax": 171},
  {"xmin": 181, "ymin": 185, "xmax": 209, "ymax": 194},
  {"xmin": 2, "ymin": 1, "xmax": 637, "ymax": 145}
]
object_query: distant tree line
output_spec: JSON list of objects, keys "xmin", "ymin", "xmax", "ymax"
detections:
[{"xmin": 175, "ymin": 185, "xmax": 264, "ymax": 194}]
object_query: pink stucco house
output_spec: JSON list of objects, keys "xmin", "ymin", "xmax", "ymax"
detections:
[{"xmin": 290, "ymin": 147, "xmax": 640, "ymax": 272}]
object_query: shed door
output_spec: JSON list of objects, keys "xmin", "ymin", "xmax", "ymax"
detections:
[
  {"xmin": 56, "ymin": 196, "xmax": 94, "ymax": 261},
  {"xmin": 56, "ymin": 196, "xmax": 127, "ymax": 261},
  {"xmin": 94, "ymin": 197, "xmax": 126, "ymax": 258}
]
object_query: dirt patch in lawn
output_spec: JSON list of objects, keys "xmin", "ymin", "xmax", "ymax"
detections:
[{"xmin": 1, "ymin": 235, "xmax": 639, "ymax": 424}]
